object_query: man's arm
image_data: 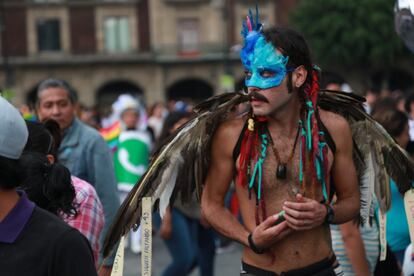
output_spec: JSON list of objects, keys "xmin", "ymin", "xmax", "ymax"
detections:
[
  {"xmin": 339, "ymin": 222, "xmax": 371, "ymax": 275},
  {"xmin": 201, "ymin": 120, "xmax": 290, "ymax": 249},
  {"xmin": 87, "ymin": 137, "xmax": 120, "ymax": 268},
  {"xmin": 201, "ymin": 121, "xmax": 249, "ymax": 245},
  {"xmin": 283, "ymin": 112, "xmax": 360, "ymax": 229},
  {"xmin": 325, "ymin": 113, "xmax": 360, "ymax": 224}
]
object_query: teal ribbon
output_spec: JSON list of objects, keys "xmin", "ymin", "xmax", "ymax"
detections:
[
  {"xmin": 317, "ymin": 131, "xmax": 328, "ymax": 201},
  {"xmin": 249, "ymin": 134, "xmax": 268, "ymax": 200},
  {"xmin": 299, "ymin": 120, "xmax": 305, "ymax": 184},
  {"xmin": 306, "ymin": 101, "xmax": 314, "ymax": 150}
]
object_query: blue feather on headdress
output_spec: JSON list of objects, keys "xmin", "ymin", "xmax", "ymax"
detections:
[{"xmin": 240, "ymin": 6, "xmax": 263, "ymax": 68}]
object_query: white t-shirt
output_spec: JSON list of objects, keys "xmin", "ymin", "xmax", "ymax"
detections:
[
  {"xmin": 403, "ymin": 244, "xmax": 414, "ymax": 276},
  {"xmin": 409, "ymin": 119, "xmax": 414, "ymax": 141}
]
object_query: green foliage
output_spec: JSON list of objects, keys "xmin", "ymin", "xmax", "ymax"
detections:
[
  {"xmin": 291, "ymin": 0, "xmax": 411, "ymax": 70},
  {"xmin": 0, "ymin": 89, "xmax": 14, "ymax": 101}
]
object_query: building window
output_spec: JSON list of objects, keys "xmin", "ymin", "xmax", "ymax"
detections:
[
  {"xmin": 177, "ymin": 18, "xmax": 200, "ymax": 56},
  {"xmin": 37, "ymin": 19, "xmax": 61, "ymax": 52},
  {"xmin": 104, "ymin": 16, "xmax": 131, "ymax": 53}
]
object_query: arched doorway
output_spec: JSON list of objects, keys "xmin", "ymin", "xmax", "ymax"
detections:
[
  {"xmin": 166, "ymin": 78, "xmax": 213, "ymax": 104},
  {"xmin": 96, "ymin": 80, "xmax": 144, "ymax": 118}
]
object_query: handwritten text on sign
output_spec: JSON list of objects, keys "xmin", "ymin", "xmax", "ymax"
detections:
[{"xmin": 141, "ymin": 197, "xmax": 152, "ymax": 276}]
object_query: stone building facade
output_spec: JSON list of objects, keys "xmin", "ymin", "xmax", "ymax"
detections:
[{"xmin": 0, "ymin": 0, "xmax": 296, "ymax": 108}]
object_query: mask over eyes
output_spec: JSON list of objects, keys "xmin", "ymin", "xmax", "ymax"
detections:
[
  {"xmin": 240, "ymin": 8, "xmax": 290, "ymax": 90},
  {"xmin": 243, "ymin": 36, "xmax": 289, "ymax": 89}
]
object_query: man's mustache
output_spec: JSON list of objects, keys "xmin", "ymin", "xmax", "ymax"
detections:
[{"xmin": 249, "ymin": 91, "xmax": 269, "ymax": 103}]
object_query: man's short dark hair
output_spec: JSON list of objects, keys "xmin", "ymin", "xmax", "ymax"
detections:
[
  {"xmin": 36, "ymin": 79, "xmax": 78, "ymax": 105},
  {"xmin": 0, "ymin": 156, "xmax": 22, "ymax": 189},
  {"xmin": 262, "ymin": 27, "xmax": 313, "ymax": 98}
]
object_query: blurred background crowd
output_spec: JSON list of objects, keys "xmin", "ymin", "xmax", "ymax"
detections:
[{"xmin": 1, "ymin": 0, "xmax": 414, "ymax": 275}]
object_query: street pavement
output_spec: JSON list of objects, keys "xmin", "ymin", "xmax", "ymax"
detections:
[{"xmin": 124, "ymin": 235, "xmax": 243, "ymax": 276}]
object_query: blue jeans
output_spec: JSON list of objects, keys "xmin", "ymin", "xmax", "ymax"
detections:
[{"xmin": 154, "ymin": 208, "xmax": 216, "ymax": 276}]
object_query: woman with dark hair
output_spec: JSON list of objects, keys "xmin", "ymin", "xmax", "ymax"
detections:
[
  {"xmin": 154, "ymin": 111, "xmax": 216, "ymax": 276},
  {"xmin": 23, "ymin": 120, "xmax": 104, "ymax": 265},
  {"xmin": 20, "ymin": 151, "xmax": 77, "ymax": 217}
]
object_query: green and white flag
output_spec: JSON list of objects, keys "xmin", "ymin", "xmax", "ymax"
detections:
[{"xmin": 114, "ymin": 131, "xmax": 151, "ymax": 192}]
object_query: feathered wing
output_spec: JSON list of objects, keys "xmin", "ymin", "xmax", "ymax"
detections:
[
  {"xmin": 103, "ymin": 92, "xmax": 250, "ymax": 257},
  {"xmin": 103, "ymin": 89, "xmax": 414, "ymax": 256},
  {"xmin": 318, "ymin": 89, "xmax": 414, "ymax": 223}
]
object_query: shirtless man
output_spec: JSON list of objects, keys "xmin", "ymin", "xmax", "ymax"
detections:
[{"xmin": 201, "ymin": 26, "xmax": 360, "ymax": 275}]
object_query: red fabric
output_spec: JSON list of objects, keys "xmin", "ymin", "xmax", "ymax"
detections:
[
  {"xmin": 237, "ymin": 117, "xmax": 267, "ymax": 187},
  {"xmin": 62, "ymin": 176, "xmax": 105, "ymax": 264},
  {"xmin": 238, "ymin": 128, "xmax": 254, "ymax": 187},
  {"xmin": 230, "ymin": 192, "xmax": 239, "ymax": 217}
]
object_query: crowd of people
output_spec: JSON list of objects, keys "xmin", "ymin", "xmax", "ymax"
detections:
[
  {"xmin": 321, "ymin": 73, "xmax": 414, "ymax": 275},
  {"xmin": 0, "ymin": 78, "xmax": 223, "ymax": 275},
  {"xmin": 0, "ymin": 12, "xmax": 413, "ymax": 276},
  {"xmin": 1, "ymin": 68, "xmax": 414, "ymax": 276}
]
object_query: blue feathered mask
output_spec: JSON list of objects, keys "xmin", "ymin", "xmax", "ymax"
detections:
[{"xmin": 240, "ymin": 7, "xmax": 290, "ymax": 90}]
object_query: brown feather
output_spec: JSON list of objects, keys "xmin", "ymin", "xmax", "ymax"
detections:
[
  {"xmin": 319, "ymin": 90, "xmax": 414, "ymax": 223},
  {"xmin": 103, "ymin": 92, "xmax": 249, "ymax": 257}
]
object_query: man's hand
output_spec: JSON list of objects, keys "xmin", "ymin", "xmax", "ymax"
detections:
[
  {"xmin": 282, "ymin": 194, "xmax": 327, "ymax": 230},
  {"xmin": 250, "ymin": 213, "xmax": 292, "ymax": 250},
  {"xmin": 200, "ymin": 213, "xmax": 211, "ymax": 229},
  {"xmin": 159, "ymin": 207, "xmax": 172, "ymax": 239},
  {"xmin": 159, "ymin": 217, "xmax": 172, "ymax": 239}
]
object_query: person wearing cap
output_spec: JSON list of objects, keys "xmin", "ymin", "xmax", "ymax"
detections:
[
  {"xmin": 112, "ymin": 94, "xmax": 152, "ymax": 254},
  {"xmin": 34, "ymin": 78, "xmax": 120, "ymax": 275},
  {"xmin": 0, "ymin": 96, "xmax": 97, "ymax": 275}
]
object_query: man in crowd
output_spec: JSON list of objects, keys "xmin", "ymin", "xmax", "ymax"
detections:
[{"xmin": 35, "ymin": 79, "xmax": 120, "ymax": 275}]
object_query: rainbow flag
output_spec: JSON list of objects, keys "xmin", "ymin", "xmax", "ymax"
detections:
[
  {"xmin": 100, "ymin": 121, "xmax": 121, "ymax": 152},
  {"xmin": 22, "ymin": 111, "xmax": 37, "ymax": 122}
]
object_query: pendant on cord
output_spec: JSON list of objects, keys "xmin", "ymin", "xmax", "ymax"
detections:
[{"xmin": 276, "ymin": 163, "xmax": 287, "ymax": 179}]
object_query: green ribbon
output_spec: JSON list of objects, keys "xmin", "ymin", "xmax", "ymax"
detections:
[{"xmin": 249, "ymin": 134, "xmax": 268, "ymax": 200}]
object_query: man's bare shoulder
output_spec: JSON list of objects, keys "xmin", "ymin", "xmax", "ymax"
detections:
[
  {"xmin": 318, "ymin": 109, "xmax": 349, "ymax": 130},
  {"xmin": 318, "ymin": 109, "xmax": 352, "ymax": 149},
  {"xmin": 215, "ymin": 116, "xmax": 246, "ymax": 139},
  {"xmin": 213, "ymin": 116, "xmax": 246, "ymax": 153}
]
